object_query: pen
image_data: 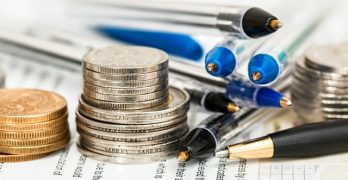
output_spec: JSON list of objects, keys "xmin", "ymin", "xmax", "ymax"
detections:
[
  {"xmin": 186, "ymin": 88, "xmax": 240, "ymax": 113},
  {"xmin": 81, "ymin": 0, "xmax": 282, "ymax": 39},
  {"xmin": 215, "ymin": 120, "xmax": 348, "ymax": 159},
  {"xmin": 247, "ymin": 5, "xmax": 327, "ymax": 85},
  {"xmin": 95, "ymin": 26, "xmax": 203, "ymax": 61},
  {"xmin": 225, "ymin": 77, "xmax": 291, "ymax": 108},
  {"xmin": 177, "ymin": 108, "xmax": 280, "ymax": 161},
  {"xmin": 205, "ymin": 39, "xmax": 264, "ymax": 77}
]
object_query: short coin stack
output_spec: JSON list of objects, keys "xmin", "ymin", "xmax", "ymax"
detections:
[
  {"xmin": 77, "ymin": 46, "xmax": 190, "ymax": 163},
  {"xmin": 0, "ymin": 89, "xmax": 70, "ymax": 162},
  {"xmin": 292, "ymin": 44, "xmax": 348, "ymax": 121}
]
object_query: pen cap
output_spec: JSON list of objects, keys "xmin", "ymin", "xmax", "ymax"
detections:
[
  {"xmin": 180, "ymin": 128, "xmax": 216, "ymax": 160},
  {"xmin": 255, "ymin": 87, "xmax": 283, "ymax": 107},
  {"xmin": 95, "ymin": 26, "xmax": 203, "ymax": 61},
  {"xmin": 205, "ymin": 46, "xmax": 236, "ymax": 77},
  {"xmin": 248, "ymin": 53, "xmax": 279, "ymax": 85},
  {"xmin": 242, "ymin": 8, "xmax": 278, "ymax": 38}
]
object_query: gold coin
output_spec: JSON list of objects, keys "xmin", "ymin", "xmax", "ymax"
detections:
[
  {"xmin": 0, "ymin": 113, "xmax": 68, "ymax": 131},
  {"xmin": 0, "ymin": 89, "xmax": 67, "ymax": 123},
  {"xmin": 0, "ymin": 123, "xmax": 68, "ymax": 139},
  {"xmin": 0, "ymin": 134, "xmax": 70, "ymax": 154},
  {"xmin": 0, "ymin": 152, "xmax": 52, "ymax": 163},
  {"xmin": 0, "ymin": 129, "xmax": 69, "ymax": 147}
]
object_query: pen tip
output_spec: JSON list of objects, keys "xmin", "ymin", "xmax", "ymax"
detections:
[
  {"xmin": 207, "ymin": 63, "xmax": 217, "ymax": 73},
  {"xmin": 280, "ymin": 97, "xmax": 292, "ymax": 108},
  {"xmin": 252, "ymin": 71, "xmax": 262, "ymax": 81},
  {"xmin": 227, "ymin": 103, "xmax": 240, "ymax": 113},
  {"xmin": 215, "ymin": 150, "xmax": 229, "ymax": 158},
  {"xmin": 268, "ymin": 19, "xmax": 282, "ymax": 31},
  {"xmin": 177, "ymin": 150, "xmax": 190, "ymax": 162}
]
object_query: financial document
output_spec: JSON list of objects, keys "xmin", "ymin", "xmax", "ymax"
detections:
[{"xmin": 1, "ymin": 52, "xmax": 348, "ymax": 180}]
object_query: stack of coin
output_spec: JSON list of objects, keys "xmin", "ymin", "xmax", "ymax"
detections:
[
  {"xmin": 77, "ymin": 46, "xmax": 190, "ymax": 163},
  {"xmin": 0, "ymin": 89, "xmax": 70, "ymax": 162},
  {"xmin": 291, "ymin": 44, "xmax": 348, "ymax": 121},
  {"xmin": 0, "ymin": 67, "xmax": 4, "ymax": 87}
]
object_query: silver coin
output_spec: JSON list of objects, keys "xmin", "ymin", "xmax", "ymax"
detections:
[
  {"xmin": 295, "ymin": 58, "xmax": 348, "ymax": 80},
  {"xmin": 83, "ymin": 46, "xmax": 168, "ymax": 74},
  {"xmin": 293, "ymin": 71, "xmax": 348, "ymax": 88},
  {"xmin": 80, "ymin": 136, "xmax": 180, "ymax": 154},
  {"xmin": 83, "ymin": 80, "xmax": 168, "ymax": 95},
  {"xmin": 78, "ymin": 130, "xmax": 185, "ymax": 146},
  {"xmin": 83, "ymin": 67, "xmax": 168, "ymax": 81},
  {"xmin": 77, "ymin": 126, "xmax": 188, "ymax": 146},
  {"xmin": 76, "ymin": 110, "xmax": 187, "ymax": 133},
  {"xmin": 76, "ymin": 121, "xmax": 188, "ymax": 139},
  {"xmin": 84, "ymin": 76, "xmax": 168, "ymax": 88},
  {"xmin": 82, "ymin": 94, "xmax": 168, "ymax": 110},
  {"xmin": 83, "ymin": 87, "xmax": 168, "ymax": 102},
  {"xmin": 77, "ymin": 143, "xmax": 176, "ymax": 164},
  {"xmin": 305, "ymin": 44, "xmax": 348, "ymax": 74},
  {"xmin": 78, "ymin": 87, "xmax": 190, "ymax": 124}
]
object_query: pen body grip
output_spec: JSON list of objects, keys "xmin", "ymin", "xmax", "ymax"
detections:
[{"xmin": 271, "ymin": 120, "xmax": 348, "ymax": 158}]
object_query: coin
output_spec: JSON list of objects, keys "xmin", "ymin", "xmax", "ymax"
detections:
[
  {"xmin": 77, "ymin": 143, "xmax": 176, "ymax": 164},
  {"xmin": 0, "ymin": 113, "xmax": 68, "ymax": 131},
  {"xmin": 83, "ymin": 67, "xmax": 168, "ymax": 81},
  {"xmin": 0, "ymin": 134, "xmax": 70, "ymax": 154},
  {"xmin": 0, "ymin": 129, "xmax": 69, "ymax": 147},
  {"xmin": 76, "ymin": 110, "xmax": 187, "ymax": 133},
  {"xmin": 83, "ymin": 94, "xmax": 168, "ymax": 110},
  {"xmin": 84, "ymin": 76, "xmax": 168, "ymax": 88},
  {"xmin": 305, "ymin": 44, "xmax": 348, "ymax": 74},
  {"xmin": 83, "ymin": 81, "xmax": 168, "ymax": 95},
  {"xmin": 83, "ymin": 46, "xmax": 168, "ymax": 74},
  {"xmin": 83, "ymin": 87, "xmax": 168, "ymax": 102},
  {"xmin": 0, "ymin": 122, "xmax": 68, "ymax": 139},
  {"xmin": 0, "ymin": 89, "xmax": 67, "ymax": 123},
  {"xmin": 0, "ymin": 152, "xmax": 51, "ymax": 163}
]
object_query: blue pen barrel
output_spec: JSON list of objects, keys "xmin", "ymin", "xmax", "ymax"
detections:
[
  {"xmin": 95, "ymin": 26, "xmax": 203, "ymax": 61},
  {"xmin": 205, "ymin": 46, "xmax": 236, "ymax": 77}
]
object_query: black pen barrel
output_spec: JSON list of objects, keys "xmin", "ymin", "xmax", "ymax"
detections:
[{"xmin": 271, "ymin": 120, "xmax": 348, "ymax": 158}]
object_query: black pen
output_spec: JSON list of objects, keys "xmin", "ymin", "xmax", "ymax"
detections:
[
  {"xmin": 177, "ymin": 108, "xmax": 279, "ymax": 161},
  {"xmin": 216, "ymin": 120, "xmax": 348, "ymax": 159},
  {"xmin": 186, "ymin": 88, "xmax": 240, "ymax": 113}
]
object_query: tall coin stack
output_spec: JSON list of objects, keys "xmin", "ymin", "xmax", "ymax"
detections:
[
  {"xmin": 292, "ymin": 44, "xmax": 348, "ymax": 121},
  {"xmin": 77, "ymin": 46, "xmax": 190, "ymax": 163},
  {"xmin": 0, "ymin": 89, "xmax": 70, "ymax": 162}
]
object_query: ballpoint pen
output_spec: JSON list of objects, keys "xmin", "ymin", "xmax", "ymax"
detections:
[
  {"xmin": 95, "ymin": 26, "xmax": 203, "ymax": 61},
  {"xmin": 216, "ymin": 120, "xmax": 348, "ymax": 160},
  {"xmin": 186, "ymin": 88, "xmax": 240, "ymax": 113},
  {"xmin": 205, "ymin": 39, "xmax": 264, "ymax": 77},
  {"xmin": 225, "ymin": 77, "xmax": 291, "ymax": 108},
  {"xmin": 177, "ymin": 108, "xmax": 281, "ymax": 161},
  {"xmin": 247, "ymin": 5, "xmax": 328, "ymax": 85},
  {"xmin": 78, "ymin": 0, "xmax": 282, "ymax": 39}
]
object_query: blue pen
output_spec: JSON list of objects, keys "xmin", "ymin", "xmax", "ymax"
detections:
[
  {"xmin": 248, "ymin": 7, "xmax": 326, "ymax": 85},
  {"xmin": 205, "ymin": 39, "xmax": 264, "ymax": 77},
  {"xmin": 95, "ymin": 25, "xmax": 203, "ymax": 61},
  {"xmin": 225, "ymin": 77, "xmax": 291, "ymax": 108}
]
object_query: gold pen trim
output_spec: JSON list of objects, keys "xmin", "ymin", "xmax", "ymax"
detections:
[{"xmin": 226, "ymin": 136, "xmax": 274, "ymax": 159}]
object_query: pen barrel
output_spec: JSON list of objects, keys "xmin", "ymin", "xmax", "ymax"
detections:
[{"xmin": 271, "ymin": 120, "xmax": 348, "ymax": 158}]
